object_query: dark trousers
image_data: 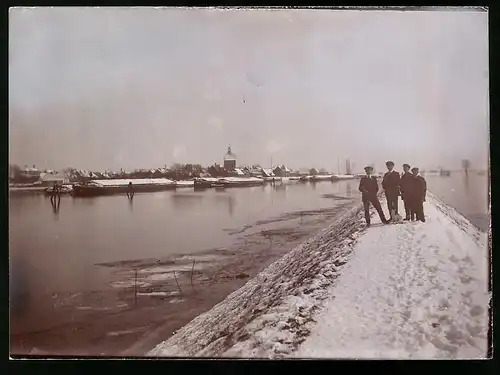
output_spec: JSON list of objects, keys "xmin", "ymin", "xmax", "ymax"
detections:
[
  {"xmin": 402, "ymin": 194, "xmax": 412, "ymax": 219},
  {"xmin": 412, "ymin": 199, "xmax": 425, "ymax": 222},
  {"xmin": 385, "ymin": 191, "xmax": 399, "ymax": 218},
  {"xmin": 363, "ymin": 196, "xmax": 387, "ymax": 224}
]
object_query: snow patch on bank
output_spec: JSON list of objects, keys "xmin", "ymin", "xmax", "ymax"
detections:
[{"xmin": 295, "ymin": 193, "xmax": 489, "ymax": 359}]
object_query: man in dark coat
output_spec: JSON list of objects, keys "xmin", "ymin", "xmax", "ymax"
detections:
[
  {"xmin": 410, "ymin": 167, "xmax": 427, "ymax": 222},
  {"xmin": 382, "ymin": 161, "xmax": 400, "ymax": 222},
  {"xmin": 399, "ymin": 164, "xmax": 413, "ymax": 221},
  {"xmin": 358, "ymin": 166, "xmax": 389, "ymax": 227}
]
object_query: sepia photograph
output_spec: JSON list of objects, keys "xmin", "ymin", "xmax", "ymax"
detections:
[{"xmin": 9, "ymin": 6, "xmax": 490, "ymax": 359}]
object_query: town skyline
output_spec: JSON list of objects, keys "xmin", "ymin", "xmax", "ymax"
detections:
[
  {"xmin": 9, "ymin": 8, "xmax": 489, "ymax": 173},
  {"xmin": 8, "ymin": 154, "xmax": 476, "ymax": 176}
]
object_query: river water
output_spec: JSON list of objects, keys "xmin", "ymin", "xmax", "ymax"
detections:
[{"xmin": 9, "ymin": 173, "xmax": 489, "ymax": 312}]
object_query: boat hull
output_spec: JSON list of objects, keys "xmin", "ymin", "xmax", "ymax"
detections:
[
  {"xmin": 72, "ymin": 183, "xmax": 176, "ymax": 197},
  {"xmin": 44, "ymin": 187, "xmax": 74, "ymax": 196},
  {"xmin": 310, "ymin": 176, "xmax": 334, "ymax": 182},
  {"xmin": 193, "ymin": 180, "xmax": 217, "ymax": 190},
  {"xmin": 217, "ymin": 177, "xmax": 265, "ymax": 188},
  {"xmin": 219, "ymin": 181, "xmax": 264, "ymax": 188}
]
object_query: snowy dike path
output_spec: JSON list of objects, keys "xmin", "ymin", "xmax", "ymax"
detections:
[{"xmin": 148, "ymin": 193, "xmax": 490, "ymax": 359}]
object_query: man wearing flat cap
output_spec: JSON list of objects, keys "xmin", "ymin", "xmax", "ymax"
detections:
[
  {"xmin": 382, "ymin": 161, "xmax": 400, "ymax": 222},
  {"xmin": 358, "ymin": 165, "xmax": 389, "ymax": 227},
  {"xmin": 410, "ymin": 167, "xmax": 427, "ymax": 222},
  {"xmin": 399, "ymin": 164, "xmax": 413, "ymax": 221}
]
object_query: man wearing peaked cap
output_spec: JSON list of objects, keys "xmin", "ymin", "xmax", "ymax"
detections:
[
  {"xmin": 382, "ymin": 160, "xmax": 400, "ymax": 222},
  {"xmin": 410, "ymin": 167, "xmax": 427, "ymax": 222},
  {"xmin": 358, "ymin": 165, "xmax": 389, "ymax": 227},
  {"xmin": 399, "ymin": 164, "xmax": 413, "ymax": 221}
]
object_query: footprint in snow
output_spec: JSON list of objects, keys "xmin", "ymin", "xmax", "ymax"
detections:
[{"xmin": 470, "ymin": 305, "xmax": 484, "ymax": 317}]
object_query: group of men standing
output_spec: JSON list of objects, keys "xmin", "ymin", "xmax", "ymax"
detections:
[{"xmin": 358, "ymin": 161, "xmax": 427, "ymax": 227}]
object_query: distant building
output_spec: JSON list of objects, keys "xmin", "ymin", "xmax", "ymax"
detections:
[
  {"xmin": 262, "ymin": 168, "xmax": 275, "ymax": 178},
  {"xmin": 39, "ymin": 173, "xmax": 67, "ymax": 186},
  {"xmin": 232, "ymin": 168, "xmax": 246, "ymax": 176},
  {"xmin": 243, "ymin": 166, "xmax": 263, "ymax": 177},
  {"xmin": 153, "ymin": 168, "xmax": 164, "ymax": 178},
  {"xmin": 273, "ymin": 165, "xmax": 291, "ymax": 177},
  {"xmin": 223, "ymin": 146, "xmax": 237, "ymax": 171},
  {"xmin": 20, "ymin": 165, "xmax": 41, "ymax": 179},
  {"xmin": 208, "ymin": 163, "xmax": 228, "ymax": 178}
]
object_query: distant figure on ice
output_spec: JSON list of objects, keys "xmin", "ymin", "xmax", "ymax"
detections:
[
  {"xmin": 358, "ymin": 166, "xmax": 388, "ymax": 227},
  {"xmin": 399, "ymin": 164, "xmax": 413, "ymax": 221},
  {"xmin": 127, "ymin": 182, "xmax": 134, "ymax": 199},
  {"xmin": 382, "ymin": 161, "xmax": 400, "ymax": 222},
  {"xmin": 410, "ymin": 167, "xmax": 427, "ymax": 222}
]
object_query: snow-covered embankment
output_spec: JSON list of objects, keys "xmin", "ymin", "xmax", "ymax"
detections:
[{"xmin": 148, "ymin": 193, "xmax": 490, "ymax": 359}]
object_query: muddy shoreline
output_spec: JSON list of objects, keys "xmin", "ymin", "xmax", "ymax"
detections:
[{"xmin": 10, "ymin": 201, "xmax": 356, "ymax": 357}]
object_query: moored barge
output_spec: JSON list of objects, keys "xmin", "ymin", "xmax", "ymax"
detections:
[
  {"xmin": 44, "ymin": 184, "xmax": 74, "ymax": 196},
  {"xmin": 309, "ymin": 175, "xmax": 334, "ymax": 182},
  {"xmin": 72, "ymin": 178, "xmax": 176, "ymax": 197},
  {"xmin": 193, "ymin": 177, "xmax": 219, "ymax": 190},
  {"xmin": 216, "ymin": 177, "xmax": 265, "ymax": 188}
]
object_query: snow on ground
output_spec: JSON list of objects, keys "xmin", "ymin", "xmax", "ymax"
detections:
[
  {"xmin": 175, "ymin": 180, "xmax": 195, "ymax": 187},
  {"xmin": 147, "ymin": 193, "xmax": 490, "ymax": 359},
  {"xmin": 89, "ymin": 178, "xmax": 175, "ymax": 187},
  {"xmin": 295, "ymin": 193, "xmax": 490, "ymax": 359},
  {"xmin": 219, "ymin": 177, "xmax": 264, "ymax": 183}
]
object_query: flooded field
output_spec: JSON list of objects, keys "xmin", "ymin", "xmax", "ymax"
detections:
[{"xmin": 9, "ymin": 174, "xmax": 489, "ymax": 356}]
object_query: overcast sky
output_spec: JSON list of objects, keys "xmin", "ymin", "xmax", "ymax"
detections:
[{"xmin": 9, "ymin": 7, "xmax": 489, "ymax": 172}]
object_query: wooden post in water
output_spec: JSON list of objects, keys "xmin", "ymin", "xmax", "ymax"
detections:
[
  {"xmin": 134, "ymin": 268, "xmax": 138, "ymax": 308},
  {"xmin": 190, "ymin": 260, "xmax": 196, "ymax": 292},
  {"xmin": 173, "ymin": 270, "xmax": 183, "ymax": 295}
]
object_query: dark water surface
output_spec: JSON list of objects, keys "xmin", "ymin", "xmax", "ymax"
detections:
[
  {"xmin": 9, "ymin": 181, "xmax": 358, "ymax": 297},
  {"xmin": 9, "ymin": 174, "xmax": 488, "ymax": 310}
]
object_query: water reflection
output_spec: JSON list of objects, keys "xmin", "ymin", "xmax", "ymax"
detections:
[
  {"xmin": 273, "ymin": 183, "xmax": 287, "ymax": 194},
  {"xmin": 211, "ymin": 193, "xmax": 236, "ymax": 217},
  {"xmin": 128, "ymin": 196, "xmax": 134, "ymax": 212},
  {"xmin": 51, "ymin": 197, "xmax": 61, "ymax": 220},
  {"xmin": 346, "ymin": 183, "xmax": 352, "ymax": 197},
  {"xmin": 10, "ymin": 255, "xmax": 30, "ymax": 317},
  {"xmin": 228, "ymin": 195, "xmax": 235, "ymax": 217},
  {"xmin": 171, "ymin": 193, "xmax": 204, "ymax": 210}
]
